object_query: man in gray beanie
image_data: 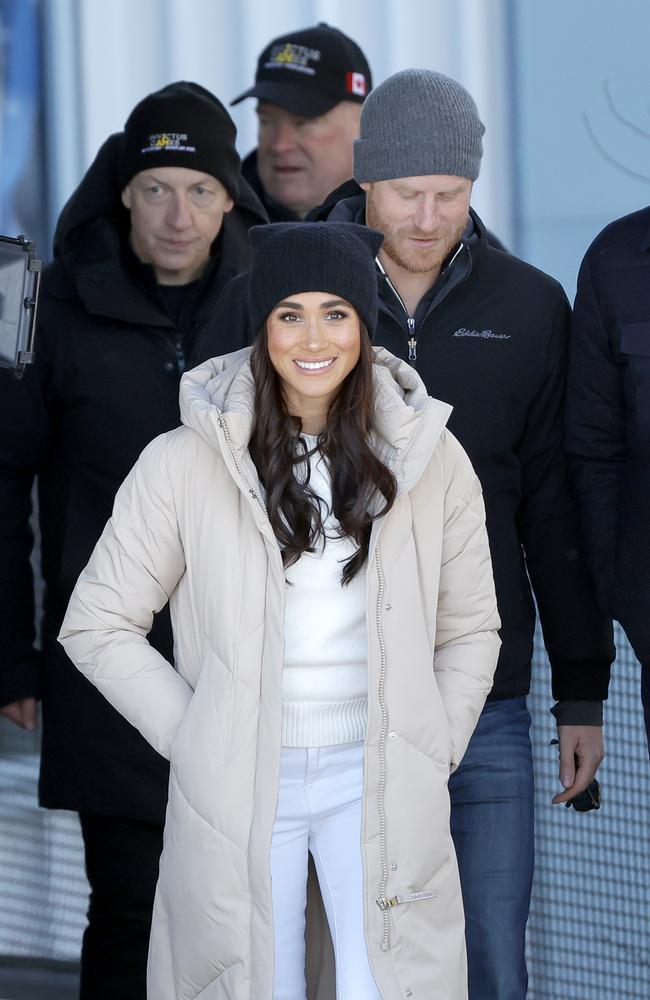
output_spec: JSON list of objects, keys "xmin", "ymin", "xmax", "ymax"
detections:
[{"xmin": 309, "ymin": 67, "xmax": 614, "ymax": 1000}]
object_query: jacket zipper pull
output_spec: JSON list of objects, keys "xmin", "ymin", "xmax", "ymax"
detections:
[
  {"xmin": 376, "ymin": 890, "xmax": 438, "ymax": 911},
  {"xmin": 407, "ymin": 317, "xmax": 417, "ymax": 362},
  {"xmin": 175, "ymin": 337, "xmax": 186, "ymax": 374}
]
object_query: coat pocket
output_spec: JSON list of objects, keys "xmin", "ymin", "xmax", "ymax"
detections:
[
  {"xmin": 619, "ymin": 321, "xmax": 650, "ymax": 438},
  {"xmin": 171, "ymin": 646, "xmax": 237, "ymax": 767},
  {"xmin": 620, "ymin": 321, "xmax": 650, "ymax": 356},
  {"xmin": 383, "ymin": 735, "xmax": 453, "ymax": 886}
]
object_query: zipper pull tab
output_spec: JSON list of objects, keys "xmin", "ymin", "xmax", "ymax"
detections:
[
  {"xmin": 377, "ymin": 890, "xmax": 438, "ymax": 911},
  {"xmin": 175, "ymin": 338, "xmax": 186, "ymax": 374},
  {"xmin": 407, "ymin": 317, "xmax": 417, "ymax": 362}
]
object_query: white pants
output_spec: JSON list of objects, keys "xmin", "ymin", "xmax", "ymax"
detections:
[{"xmin": 270, "ymin": 741, "xmax": 382, "ymax": 1000}]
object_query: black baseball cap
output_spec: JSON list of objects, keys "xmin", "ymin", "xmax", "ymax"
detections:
[{"xmin": 231, "ymin": 23, "xmax": 372, "ymax": 118}]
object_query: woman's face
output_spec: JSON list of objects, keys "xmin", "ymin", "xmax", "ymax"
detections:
[{"xmin": 266, "ymin": 291, "xmax": 361, "ymax": 428}]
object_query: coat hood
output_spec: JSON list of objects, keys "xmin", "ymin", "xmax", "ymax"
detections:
[
  {"xmin": 179, "ymin": 346, "xmax": 452, "ymax": 495},
  {"xmin": 48, "ymin": 132, "xmax": 268, "ymax": 328},
  {"xmin": 53, "ymin": 132, "xmax": 267, "ymax": 260}
]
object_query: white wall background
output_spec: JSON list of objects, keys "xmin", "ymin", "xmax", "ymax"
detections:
[{"xmin": 510, "ymin": 0, "xmax": 650, "ymax": 297}]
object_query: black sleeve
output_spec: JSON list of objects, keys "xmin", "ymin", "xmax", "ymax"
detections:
[
  {"xmin": 564, "ymin": 252, "xmax": 625, "ymax": 617},
  {"xmin": 195, "ymin": 272, "xmax": 256, "ymax": 362},
  {"xmin": 515, "ymin": 285, "xmax": 615, "ymax": 702},
  {"xmin": 0, "ymin": 341, "xmax": 53, "ymax": 705}
]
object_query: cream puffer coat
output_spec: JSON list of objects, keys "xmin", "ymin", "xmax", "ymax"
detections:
[{"xmin": 59, "ymin": 347, "xmax": 500, "ymax": 1000}]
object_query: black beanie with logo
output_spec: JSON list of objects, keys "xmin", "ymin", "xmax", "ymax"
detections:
[{"xmin": 120, "ymin": 81, "xmax": 241, "ymax": 199}]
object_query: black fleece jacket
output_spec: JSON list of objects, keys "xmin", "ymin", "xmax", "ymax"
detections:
[
  {"xmin": 566, "ymin": 206, "xmax": 650, "ymax": 667},
  {"xmin": 0, "ymin": 132, "xmax": 266, "ymax": 820},
  {"xmin": 206, "ymin": 183, "xmax": 614, "ymax": 710}
]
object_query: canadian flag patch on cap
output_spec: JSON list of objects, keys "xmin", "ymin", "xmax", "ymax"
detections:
[{"xmin": 346, "ymin": 72, "xmax": 367, "ymax": 97}]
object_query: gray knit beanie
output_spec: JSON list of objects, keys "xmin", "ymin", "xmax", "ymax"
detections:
[{"xmin": 354, "ymin": 68, "xmax": 485, "ymax": 183}]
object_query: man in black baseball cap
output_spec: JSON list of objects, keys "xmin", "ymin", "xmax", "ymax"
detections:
[{"xmin": 232, "ymin": 23, "xmax": 372, "ymax": 220}]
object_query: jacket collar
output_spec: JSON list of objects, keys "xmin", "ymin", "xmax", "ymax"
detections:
[
  {"xmin": 316, "ymin": 181, "xmax": 489, "ymax": 247},
  {"xmin": 58, "ymin": 214, "xmax": 259, "ymax": 328},
  {"xmin": 241, "ymin": 149, "xmax": 302, "ymax": 223},
  {"xmin": 180, "ymin": 347, "xmax": 452, "ymax": 497}
]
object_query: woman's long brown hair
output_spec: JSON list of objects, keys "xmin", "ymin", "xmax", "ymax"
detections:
[{"xmin": 249, "ymin": 326, "xmax": 397, "ymax": 584}]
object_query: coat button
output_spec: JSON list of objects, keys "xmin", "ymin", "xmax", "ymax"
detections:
[
  {"xmin": 164, "ymin": 361, "xmax": 175, "ymax": 372},
  {"xmin": 388, "ymin": 731, "xmax": 398, "ymax": 740}
]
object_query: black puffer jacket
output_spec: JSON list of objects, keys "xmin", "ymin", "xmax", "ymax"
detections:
[
  {"xmin": 241, "ymin": 149, "xmax": 302, "ymax": 222},
  {"xmin": 0, "ymin": 133, "xmax": 266, "ymax": 821},
  {"xmin": 566, "ymin": 207, "xmax": 650, "ymax": 665}
]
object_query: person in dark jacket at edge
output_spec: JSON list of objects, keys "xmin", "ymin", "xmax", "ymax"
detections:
[
  {"xmin": 0, "ymin": 81, "xmax": 266, "ymax": 1000},
  {"xmin": 566, "ymin": 206, "xmax": 650, "ymax": 753},
  {"xmin": 231, "ymin": 22, "xmax": 371, "ymax": 223},
  {"xmin": 202, "ymin": 70, "xmax": 615, "ymax": 1000}
]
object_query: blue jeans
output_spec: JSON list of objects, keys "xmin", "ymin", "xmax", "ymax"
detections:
[{"xmin": 449, "ymin": 696, "xmax": 534, "ymax": 1000}]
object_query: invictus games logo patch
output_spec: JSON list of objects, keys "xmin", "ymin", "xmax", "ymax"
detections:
[
  {"xmin": 265, "ymin": 42, "xmax": 321, "ymax": 76},
  {"xmin": 141, "ymin": 133, "xmax": 197, "ymax": 154}
]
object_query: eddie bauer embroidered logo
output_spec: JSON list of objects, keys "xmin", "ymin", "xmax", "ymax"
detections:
[{"xmin": 452, "ymin": 328, "xmax": 511, "ymax": 340}]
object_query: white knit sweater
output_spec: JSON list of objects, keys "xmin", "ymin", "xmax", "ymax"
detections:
[{"xmin": 281, "ymin": 437, "xmax": 368, "ymax": 747}]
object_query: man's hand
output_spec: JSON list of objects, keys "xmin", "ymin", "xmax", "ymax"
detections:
[
  {"xmin": 0, "ymin": 697, "xmax": 38, "ymax": 731},
  {"xmin": 551, "ymin": 725, "xmax": 605, "ymax": 804}
]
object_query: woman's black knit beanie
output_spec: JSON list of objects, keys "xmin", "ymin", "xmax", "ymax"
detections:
[{"xmin": 247, "ymin": 221, "xmax": 383, "ymax": 335}]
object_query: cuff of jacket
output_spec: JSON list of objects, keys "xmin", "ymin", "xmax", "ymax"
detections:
[
  {"xmin": 550, "ymin": 700, "xmax": 603, "ymax": 726},
  {"xmin": 0, "ymin": 653, "xmax": 43, "ymax": 707},
  {"xmin": 550, "ymin": 656, "xmax": 612, "ymax": 703}
]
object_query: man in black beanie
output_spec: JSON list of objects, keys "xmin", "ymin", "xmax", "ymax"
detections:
[{"xmin": 0, "ymin": 81, "xmax": 265, "ymax": 999}]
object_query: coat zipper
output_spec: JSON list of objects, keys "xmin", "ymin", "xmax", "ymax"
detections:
[
  {"xmin": 376, "ymin": 260, "xmax": 418, "ymax": 362},
  {"xmin": 373, "ymin": 547, "xmax": 439, "ymax": 946},
  {"xmin": 377, "ymin": 890, "xmax": 438, "ymax": 911},
  {"xmin": 217, "ymin": 414, "xmax": 269, "ymax": 521},
  {"xmin": 376, "ymin": 244, "xmax": 472, "ymax": 364},
  {"xmin": 174, "ymin": 336, "xmax": 186, "ymax": 374},
  {"xmin": 374, "ymin": 546, "xmax": 391, "ymax": 951}
]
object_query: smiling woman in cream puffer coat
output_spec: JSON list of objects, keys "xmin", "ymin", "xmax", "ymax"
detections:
[{"xmin": 59, "ymin": 222, "xmax": 500, "ymax": 1000}]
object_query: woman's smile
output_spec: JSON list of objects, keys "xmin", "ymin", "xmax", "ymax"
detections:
[{"xmin": 293, "ymin": 357, "xmax": 336, "ymax": 372}]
